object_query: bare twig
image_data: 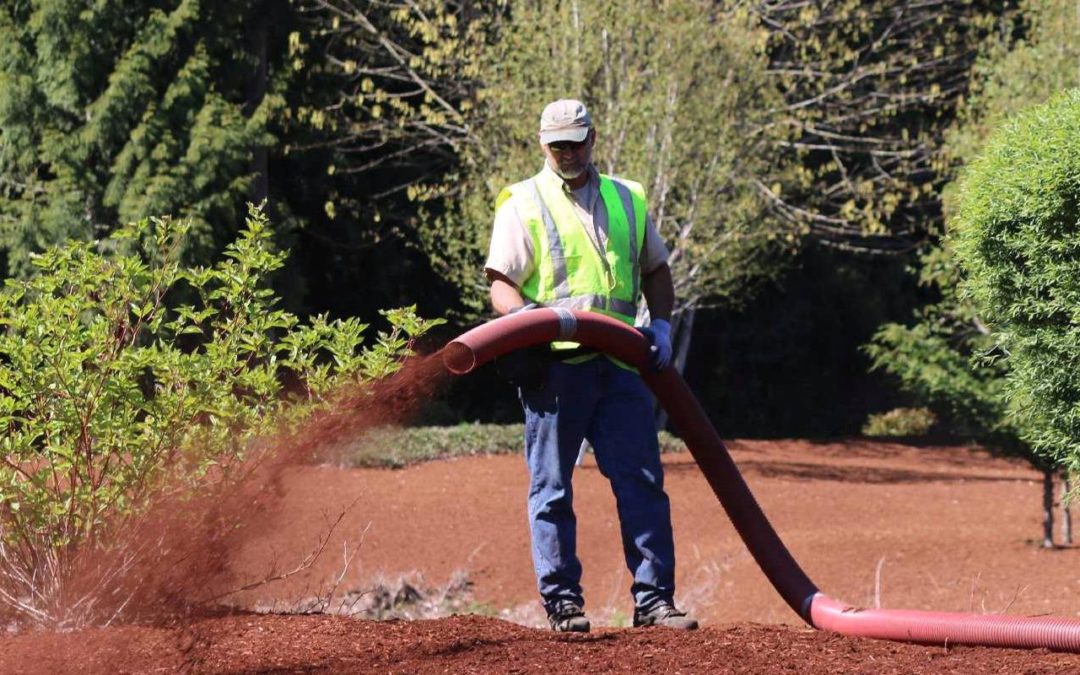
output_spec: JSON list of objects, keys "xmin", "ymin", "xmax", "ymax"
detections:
[
  {"xmin": 202, "ymin": 497, "xmax": 361, "ymax": 604},
  {"xmin": 873, "ymin": 556, "xmax": 886, "ymax": 609},
  {"xmin": 997, "ymin": 584, "xmax": 1029, "ymax": 615}
]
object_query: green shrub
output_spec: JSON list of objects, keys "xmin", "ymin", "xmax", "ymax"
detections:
[
  {"xmin": 953, "ymin": 88, "xmax": 1080, "ymax": 470},
  {"xmin": 861, "ymin": 407, "xmax": 937, "ymax": 438},
  {"xmin": 0, "ymin": 205, "xmax": 441, "ymax": 625},
  {"xmin": 336, "ymin": 424, "xmax": 687, "ymax": 469}
]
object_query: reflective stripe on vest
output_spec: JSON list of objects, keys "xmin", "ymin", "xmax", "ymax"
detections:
[{"xmin": 499, "ymin": 170, "xmax": 647, "ymax": 330}]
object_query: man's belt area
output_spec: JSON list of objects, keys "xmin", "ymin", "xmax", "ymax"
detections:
[
  {"xmin": 548, "ymin": 345, "xmax": 597, "ymax": 362},
  {"xmin": 495, "ymin": 343, "xmax": 599, "ymax": 390}
]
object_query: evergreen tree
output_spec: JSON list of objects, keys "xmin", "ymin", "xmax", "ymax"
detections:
[
  {"xmin": 0, "ymin": 0, "xmax": 284, "ymax": 276},
  {"xmin": 953, "ymin": 89, "xmax": 1080, "ymax": 471}
]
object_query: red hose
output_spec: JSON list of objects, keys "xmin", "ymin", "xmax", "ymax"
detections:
[{"xmin": 443, "ymin": 308, "xmax": 1080, "ymax": 651}]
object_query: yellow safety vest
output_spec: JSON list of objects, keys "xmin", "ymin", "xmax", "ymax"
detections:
[{"xmin": 496, "ymin": 168, "xmax": 648, "ymax": 344}]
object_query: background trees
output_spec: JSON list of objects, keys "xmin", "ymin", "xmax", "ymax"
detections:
[
  {"xmin": 2, "ymin": 0, "xmax": 1079, "ymax": 448},
  {"xmin": 286, "ymin": 0, "xmax": 487, "ymax": 228},
  {"xmin": 0, "ymin": 0, "xmax": 287, "ymax": 276},
  {"xmin": 756, "ymin": 0, "xmax": 1006, "ymax": 252},
  {"xmin": 867, "ymin": 0, "xmax": 1080, "ymax": 545},
  {"xmin": 673, "ymin": 0, "xmax": 1012, "ymax": 437},
  {"xmin": 421, "ymin": 0, "xmax": 797, "ymax": 376},
  {"xmin": 953, "ymin": 89, "xmax": 1080, "ymax": 473},
  {"xmin": 277, "ymin": 0, "xmax": 491, "ymax": 318}
]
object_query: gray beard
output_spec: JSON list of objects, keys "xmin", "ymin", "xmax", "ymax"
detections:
[{"xmin": 554, "ymin": 165, "xmax": 585, "ymax": 180}]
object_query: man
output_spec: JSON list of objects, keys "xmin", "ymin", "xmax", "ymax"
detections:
[{"xmin": 484, "ymin": 99, "xmax": 698, "ymax": 633}]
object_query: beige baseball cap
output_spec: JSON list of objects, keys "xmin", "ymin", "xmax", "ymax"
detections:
[{"xmin": 539, "ymin": 99, "xmax": 592, "ymax": 144}]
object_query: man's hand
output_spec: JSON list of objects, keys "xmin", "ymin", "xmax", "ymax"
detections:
[{"xmin": 640, "ymin": 319, "xmax": 673, "ymax": 371}]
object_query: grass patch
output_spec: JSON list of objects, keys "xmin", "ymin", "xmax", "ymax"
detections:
[
  {"xmin": 862, "ymin": 407, "xmax": 936, "ymax": 438},
  {"xmin": 334, "ymin": 423, "xmax": 687, "ymax": 469}
]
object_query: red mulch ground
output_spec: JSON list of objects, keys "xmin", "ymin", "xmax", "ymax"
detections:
[
  {"xmin": 6, "ymin": 613, "xmax": 1080, "ymax": 674},
  {"xmin": 5, "ymin": 439, "xmax": 1080, "ymax": 673}
]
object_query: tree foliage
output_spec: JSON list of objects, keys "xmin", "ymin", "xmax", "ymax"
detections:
[
  {"xmin": 422, "ymin": 0, "xmax": 795, "ymax": 321},
  {"xmin": 952, "ymin": 88, "xmax": 1080, "ymax": 470},
  {"xmin": 868, "ymin": 0, "xmax": 1079, "ymax": 460},
  {"xmin": 285, "ymin": 0, "xmax": 489, "ymax": 230},
  {"xmin": 866, "ymin": 1, "xmax": 1078, "ymax": 545},
  {"xmin": 0, "ymin": 0, "xmax": 283, "ymax": 277},
  {"xmin": 0, "ymin": 206, "xmax": 441, "ymax": 625},
  {"xmin": 943, "ymin": 0, "xmax": 1080, "ymax": 168},
  {"xmin": 758, "ymin": 0, "xmax": 1007, "ymax": 252},
  {"xmin": 240, "ymin": 0, "xmax": 495, "ymax": 319},
  {"xmin": 865, "ymin": 242, "xmax": 1021, "ymax": 451}
]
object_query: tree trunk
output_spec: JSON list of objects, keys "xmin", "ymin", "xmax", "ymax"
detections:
[
  {"xmin": 672, "ymin": 306, "xmax": 696, "ymax": 377},
  {"xmin": 654, "ymin": 305, "xmax": 696, "ymax": 430},
  {"xmin": 246, "ymin": 6, "xmax": 269, "ymax": 206},
  {"xmin": 1042, "ymin": 468, "xmax": 1055, "ymax": 548},
  {"xmin": 1062, "ymin": 474, "xmax": 1073, "ymax": 546}
]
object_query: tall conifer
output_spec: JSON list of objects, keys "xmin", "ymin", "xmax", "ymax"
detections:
[{"xmin": 0, "ymin": 0, "xmax": 280, "ymax": 275}]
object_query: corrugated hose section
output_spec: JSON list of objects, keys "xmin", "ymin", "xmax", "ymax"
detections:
[{"xmin": 444, "ymin": 308, "xmax": 1080, "ymax": 652}]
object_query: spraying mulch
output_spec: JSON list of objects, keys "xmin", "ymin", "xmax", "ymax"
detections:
[{"xmin": 4, "ymin": 356, "xmax": 1080, "ymax": 671}]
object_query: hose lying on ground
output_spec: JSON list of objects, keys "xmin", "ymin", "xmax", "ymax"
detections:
[{"xmin": 442, "ymin": 308, "xmax": 1080, "ymax": 652}]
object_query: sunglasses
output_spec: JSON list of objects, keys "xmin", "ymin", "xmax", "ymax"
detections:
[{"xmin": 548, "ymin": 138, "xmax": 589, "ymax": 151}]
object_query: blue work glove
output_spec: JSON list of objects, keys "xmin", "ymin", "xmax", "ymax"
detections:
[{"xmin": 639, "ymin": 319, "xmax": 673, "ymax": 371}]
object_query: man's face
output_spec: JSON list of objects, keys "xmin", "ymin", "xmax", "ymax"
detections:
[{"xmin": 541, "ymin": 129, "xmax": 595, "ymax": 180}]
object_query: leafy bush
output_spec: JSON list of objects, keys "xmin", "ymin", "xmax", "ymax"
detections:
[
  {"xmin": 0, "ymin": 205, "xmax": 441, "ymax": 625},
  {"xmin": 337, "ymin": 424, "xmax": 687, "ymax": 469},
  {"xmin": 861, "ymin": 407, "xmax": 937, "ymax": 438},
  {"xmin": 952, "ymin": 88, "xmax": 1080, "ymax": 470},
  {"xmin": 865, "ymin": 243, "xmax": 1027, "ymax": 454}
]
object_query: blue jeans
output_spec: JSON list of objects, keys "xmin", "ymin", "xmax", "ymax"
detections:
[{"xmin": 520, "ymin": 356, "xmax": 676, "ymax": 612}]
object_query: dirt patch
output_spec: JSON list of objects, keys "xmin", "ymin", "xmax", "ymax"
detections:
[
  {"xmin": 224, "ymin": 438, "xmax": 1080, "ymax": 628},
  {"xmin": 4, "ymin": 438, "xmax": 1080, "ymax": 672}
]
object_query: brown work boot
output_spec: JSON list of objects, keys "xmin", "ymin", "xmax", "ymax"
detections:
[
  {"xmin": 633, "ymin": 601, "xmax": 699, "ymax": 630},
  {"xmin": 546, "ymin": 599, "xmax": 590, "ymax": 633}
]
